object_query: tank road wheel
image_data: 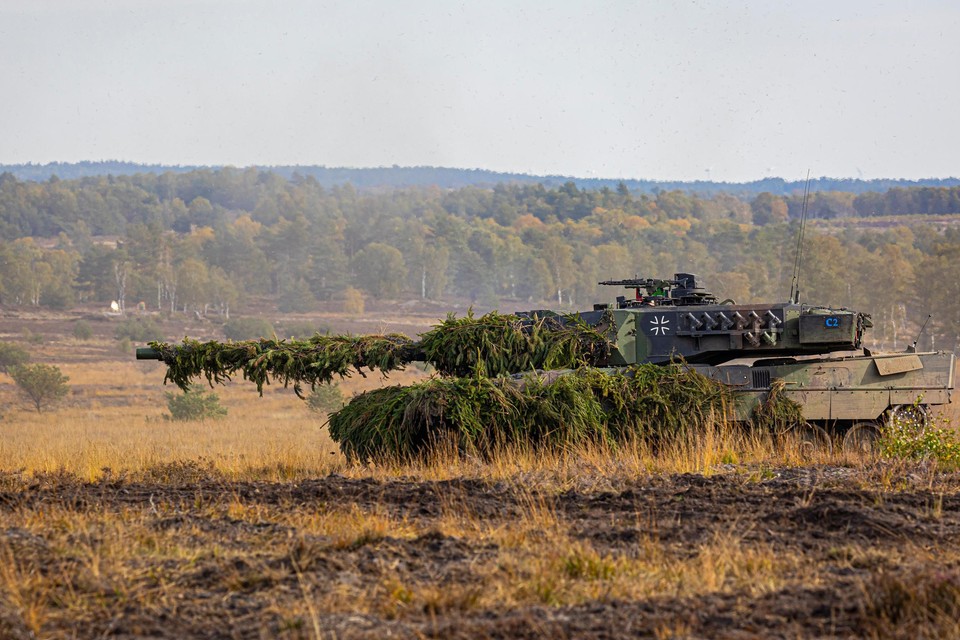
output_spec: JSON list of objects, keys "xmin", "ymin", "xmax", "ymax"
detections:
[
  {"xmin": 887, "ymin": 404, "xmax": 929, "ymax": 432},
  {"xmin": 791, "ymin": 422, "xmax": 833, "ymax": 456},
  {"xmin": 843, "ymin": 421, "xmax": 882, "ymax": 457}
]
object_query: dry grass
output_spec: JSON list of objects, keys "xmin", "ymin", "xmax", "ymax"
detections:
[
  {"xmin": 2, "ymin": 468, "xmax": 958, "ymax": 638},
  {"xmin": 0, "ymin": 390, "xmax": 925, "ymax": 485},
  {"xmin": 0, "ymin": 357, "xmax": 433, "ymax": 481},
  {"xmin": 0, "ymin": 398, "xmax": 341, "ymax": 482}
]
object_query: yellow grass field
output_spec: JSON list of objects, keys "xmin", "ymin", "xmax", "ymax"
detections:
[{"xmin": 0, "ymin": 348, "xmax": 438, "ymax": 481}]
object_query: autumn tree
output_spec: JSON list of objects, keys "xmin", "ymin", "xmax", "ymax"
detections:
[
  {"xmin": 911, "ymin": 239, "xmax": 960, "ymax": 351},
  {"xmin": 42, "ymin": 248, "xmax": 78, "ymax": 308},
  {"xmin": 340, "ymin": 286, "xmax": 365, "ymax": 315},
  {"xmin": 750, "ymin": 193, "xmax": 789, "ymax": 225},
  {"xmin": 0, "ymin": 239, "xmax": 44, "ymax": 305},
  {"xmin": 113, "ymin": 250, "xmax": 131, "ymax": 314},
  {"xmin": 421, "ymin": 245, "xmax": 450, "ymax": 300},
  {"xmin": 0, "ymin": 239, "xmax": 77, "ymax": 307},
  {"xmin": 207, "ymin": 266, "xmax": 239, "ymax": 318}
]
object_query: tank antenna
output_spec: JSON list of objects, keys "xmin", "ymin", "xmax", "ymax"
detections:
[
  {"xmin": 789, "ymin": 170, "xmax": 812, "ymax": 304},
  {"xmin": 910, "ymin": 314, "xmax": 932, "ymax": 352}
]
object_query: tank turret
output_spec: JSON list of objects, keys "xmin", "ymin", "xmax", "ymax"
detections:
[{"xmin": 520, "ymin": 273, "xmax": 872, "ymax": 366}]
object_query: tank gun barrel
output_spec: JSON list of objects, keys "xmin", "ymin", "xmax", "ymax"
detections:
[{"xmin": 136, "ymin": 347, "xmax": 162, "ymax": 360}]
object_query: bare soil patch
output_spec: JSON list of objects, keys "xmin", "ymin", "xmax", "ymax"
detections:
[{"xmin": 2, "ymin": 466, "xmax": 959, "ymax": 638}]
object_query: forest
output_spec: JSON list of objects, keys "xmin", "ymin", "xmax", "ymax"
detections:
[{"xmin": 2, "ymin": 167, "xmax": 960, "ymax": 350}]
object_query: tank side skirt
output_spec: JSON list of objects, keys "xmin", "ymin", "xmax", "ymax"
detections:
[{"xmin": 697, "ymin": 352, "xmax": 956, "ymax": 423}]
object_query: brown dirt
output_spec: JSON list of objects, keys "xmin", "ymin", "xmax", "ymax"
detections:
[{"xmin": 2, "ymin": 466, "xmax": 960, "ymax": 638}]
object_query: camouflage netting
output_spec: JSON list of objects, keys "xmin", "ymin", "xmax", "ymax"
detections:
[
  {"xmin": 148, "ymin": 311, "xmax": 611, "ymax": 394},
  {"xmin": 418, "ymin": 310, "xmax": 611, "ymax": 377},
  {"xmin": 328, "ymin": 365, "xmax": 731, "ymax": 460},
  {"xmin": 750, "ymin": 378, "xmax": 805, "ymax": 432}
]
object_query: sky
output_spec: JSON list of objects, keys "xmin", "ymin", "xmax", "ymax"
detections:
[{"xmin": 1, "ymin": 0, "xmax": 958, "ymax": 183}]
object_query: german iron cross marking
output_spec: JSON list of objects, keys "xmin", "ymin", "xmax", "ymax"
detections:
[{"xmin": 650, "ymin": 316, "xmax": 670, "ymax": 335}]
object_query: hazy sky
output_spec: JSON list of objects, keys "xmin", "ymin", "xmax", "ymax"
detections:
[{"xmin": 2, "ymin": 0, "xmax": 957, "ymax": 182}]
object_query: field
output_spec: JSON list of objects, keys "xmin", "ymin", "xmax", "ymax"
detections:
[{"xmin": 1, "ymin": 306, "xmax": 960, "ymax": 639}]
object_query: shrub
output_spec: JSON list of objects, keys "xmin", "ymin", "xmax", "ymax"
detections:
[
  {"xmin": 223, "ymin": 317, "xmax": 275, "ymax": 341},
  {"xmin": 340, "ymin": 287, "xmax": 365, "ymax": 315},
  {"xmin": 305, "ymin": 383, "xmax": 346, "ymax": 414},
  {"xmin": 115, "ymin": 316, "xmax": 162, "ymax": 342},
  {"xmin": 879, "ymin": 405, "xmax": 960, "ymax": 470},
  {"xmin": 165, "ymin": 386, "xmax": 228, "ymax": 422},
  {"xmin": 72, "ymin": 320, "xmax": 93, "ymax": 341},
  {"xmin": 0, "ymin": 341, "xmax": 30, "ymax": 374},
  {"xmin": 750, "ymin": 378, "xmax": 803, "ymax": 431},
  {"xmin": 11, "ymin": 363, "xmax": 70, "ymax": 413}
]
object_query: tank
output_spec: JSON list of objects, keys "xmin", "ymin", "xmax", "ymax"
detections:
[
  {"xmin": 136, "ymin": 272, "xmax": 955, "ymax": 454},
  {"xmin": 516, "ymin": 273, "xmax": 954, "ymax": 452}
]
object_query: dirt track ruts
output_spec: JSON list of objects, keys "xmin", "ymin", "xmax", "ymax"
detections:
[{"xmin": 1, "ymin": 466, "xmax": 959, "ymax": 639}]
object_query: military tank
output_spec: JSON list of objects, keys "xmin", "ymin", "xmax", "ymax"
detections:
[
  {"xmin": 136, "ymin": 272, "xmax": 954, "ymax": 456},
  {"xmin": 519, "ymin": 273, "xmax": 954, "ymax": 453}
]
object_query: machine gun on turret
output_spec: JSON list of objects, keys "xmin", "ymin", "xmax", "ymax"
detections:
[{"xmin": 597, "ymin": 273, "xmax": 719, "ymax": 308}]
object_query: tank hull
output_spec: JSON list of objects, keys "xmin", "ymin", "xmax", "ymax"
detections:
[{"xmin": 692, "ymin": 351, "xmax": 955, "ymax": 423}]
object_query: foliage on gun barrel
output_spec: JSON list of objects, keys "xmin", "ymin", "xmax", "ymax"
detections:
[
  {"xmin": 148, "ymin": 333, "xmax": 417, "ymax": 395},
  {"xmin": 328, "ymin": 364, "xmax": 731, "ymax": 460},
  {"xmin": 148, "ymin": 311, "xmax": 612, "ymax": 393}
]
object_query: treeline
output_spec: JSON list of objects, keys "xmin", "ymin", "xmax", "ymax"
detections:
[
  {"xmin": 2, "ymin": 162, "xmax": 958, "ymax": 195},
  {"xmin": 4, "ymin": 169, "xmax": 960, "ymax": 241},
  {"xmin": 2, "ymin": 168, "xmax": 960, "ymax": 350}
]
